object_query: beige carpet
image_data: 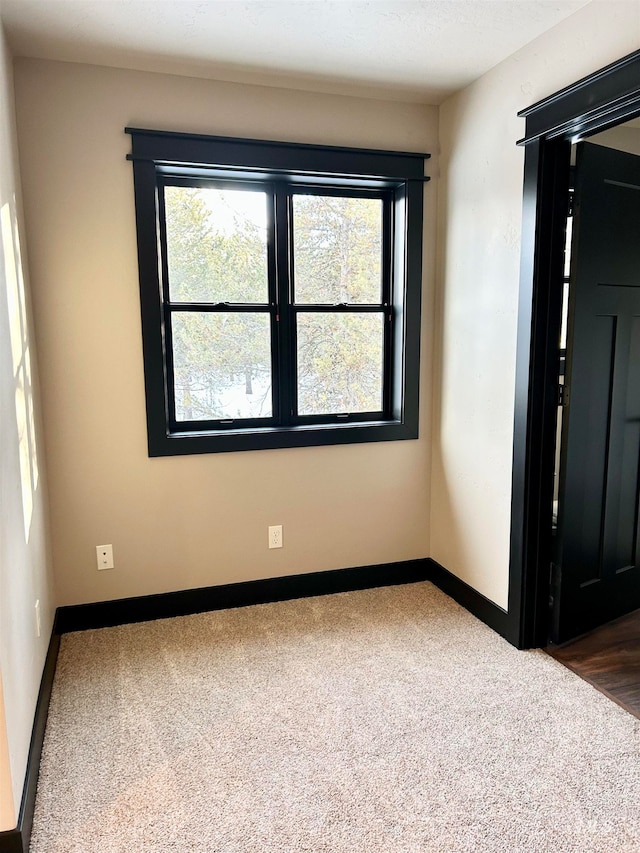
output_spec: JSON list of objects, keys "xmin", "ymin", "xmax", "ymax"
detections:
[{"xmin": 30, "ymin": 582, "xmax": 640, "ymax": 852}]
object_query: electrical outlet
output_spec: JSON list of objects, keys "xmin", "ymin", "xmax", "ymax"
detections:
[
  {"xmin": 268, "ymin": 525, "xmax": 283, "ymax": 549},
  {"xmin": 35, "ymin": 600, "xmax": 41, "ymax": 638},
  {"xmin": 96, "ymin": 544, "xmax": 114, "ymax": 570}
]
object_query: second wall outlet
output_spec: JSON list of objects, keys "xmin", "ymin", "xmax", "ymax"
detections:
[
  {"xmin": 268, "ymin": 525, "xmax": 283, "ymax": 549},
  {"xmin": 96, "ymin": 544, "xmax": 114, "ymax": 570}
]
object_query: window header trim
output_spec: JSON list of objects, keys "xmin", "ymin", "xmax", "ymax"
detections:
[{"xmin": 126, "ymin": 127, "xmax": 430, "ymax": 183}]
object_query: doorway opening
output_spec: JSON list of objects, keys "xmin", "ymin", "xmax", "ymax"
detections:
[{"xmin": 544, "ymin": 121, "xmax": 640, "ymax": 712}]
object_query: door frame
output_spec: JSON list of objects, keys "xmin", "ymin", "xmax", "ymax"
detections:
[{"xmin": 508, "ymin": 50, "xmax": 640, "ymax": 649}]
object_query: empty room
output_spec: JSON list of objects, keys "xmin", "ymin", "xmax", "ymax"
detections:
[{"xmin": 1, "ymin": 1, "xmax": 640, "ymax": 851}]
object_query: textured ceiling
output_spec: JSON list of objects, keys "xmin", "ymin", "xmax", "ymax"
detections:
[{"xmin": 2, "ymin": 0, "xmax": 593, "ymax": 103}]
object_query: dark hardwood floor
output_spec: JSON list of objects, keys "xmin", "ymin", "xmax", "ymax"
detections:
[{"xmin": 547, "ymin": 609, "xmax": 640, "ymax": 719}]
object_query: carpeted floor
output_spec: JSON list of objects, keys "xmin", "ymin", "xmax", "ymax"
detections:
[{"xmin": 30, "ymin": 582, "xmax": 640, "ymax": 852}]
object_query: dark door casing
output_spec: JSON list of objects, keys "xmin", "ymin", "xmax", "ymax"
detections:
[{"xmin": 508, "ymin": 50, "xmax": 640, "ymax": 649}]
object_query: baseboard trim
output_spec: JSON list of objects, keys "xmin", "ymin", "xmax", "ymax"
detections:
[
  {"xmin": 56, "ymin": 559, "xmax": 433, "ymax": 633},
  {"xmin": 427, "ymin": 558, "xmax": 510, "ymax": 639},
  {"xmin": 0, "ymin": 829, "xmax": 21, "ymax": 853},
  {"xmin": 55, "ymin": 558, "xmax": 510, "ymax": 642},
  {"xmin": 0, "ymin": 629, "xmax": 60, "ymax": 853}
]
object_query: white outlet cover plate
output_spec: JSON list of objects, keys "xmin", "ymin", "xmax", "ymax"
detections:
[
  {"xmin": 96, "ymin": 544, "xmax": 114, "ymax": 570},
  {"xmin": 268, "ymin": 525, "xmax": 283, "ymax": 549}
]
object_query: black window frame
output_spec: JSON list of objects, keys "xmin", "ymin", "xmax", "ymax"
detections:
[{"xmin": 127, "ymin": 128, "xmax": 428, "ymax": 456}]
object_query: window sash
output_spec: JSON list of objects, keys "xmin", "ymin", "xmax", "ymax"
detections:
[
  {"xmin": 159, "ymin": 176, "xmax": 392, "ymax": 430},
  {"xmin": 165, "ymin": 308, "xmax": 278, "ymax": 430}
]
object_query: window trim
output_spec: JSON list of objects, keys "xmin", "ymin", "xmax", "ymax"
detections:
[{"xmin": 127, "ymin": 128, "xmax": 428, "ymax": 456}]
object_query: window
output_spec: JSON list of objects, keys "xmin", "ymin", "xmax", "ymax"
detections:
[{"xmin": 127, "ymin": 129, "xmax": 428, "ymax": 455}]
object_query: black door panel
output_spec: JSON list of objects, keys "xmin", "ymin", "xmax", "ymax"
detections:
[{"xmin": 553, "ymin": 142, "xmax": 640, "ymax": 644}]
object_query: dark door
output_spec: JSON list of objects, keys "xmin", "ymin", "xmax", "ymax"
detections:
[{"xmin": 552, "ymin": 142, "xmax": 640, "ymax": 645}]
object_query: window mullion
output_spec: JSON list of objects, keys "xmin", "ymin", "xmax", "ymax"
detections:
[
  {"xmin": 382, "ymin": 193, "xmax": 394, "ymax": 418},
  {"xmin": 274, "ymin": 185, "xmax": 295, "ymax": 425}
]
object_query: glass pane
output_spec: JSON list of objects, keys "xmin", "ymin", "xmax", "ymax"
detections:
[
  {"xmin": 172, "ymin": 312, "xmax": 272, "ymax": 421},
  {"xmin": 165, "ymin": 186, "xmax": 268, "ymax": 303},
  {"xmin": 297, "ymin": 313, "xmax": 384, "ymax": 415},
  {"xmin": 293, "ymin": 195, "xmax": 382, "ymax": 304}
]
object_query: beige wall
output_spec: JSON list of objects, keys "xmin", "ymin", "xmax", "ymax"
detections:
[
  {"xmin": 433, "ymin": 0, "xmax": 640, "ymax": 608},
  {"xmin": 14, "ymin": 58, "xmax": 436, "ymax": 607},
  {"xmin": 0, "ymin": 28, "xmax": 54, "ymax": 828}
]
